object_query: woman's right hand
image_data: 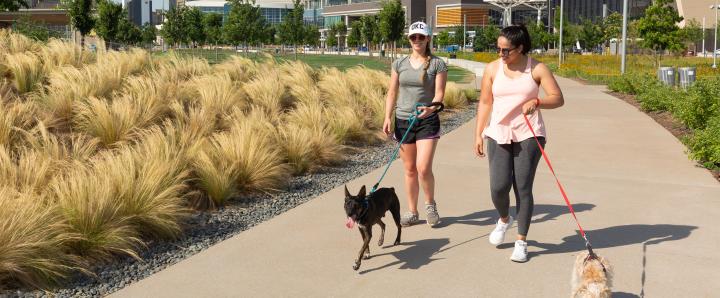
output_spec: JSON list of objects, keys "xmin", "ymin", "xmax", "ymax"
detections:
[
  {"xmin": 382, "ymin": 118, "xmax": 392, "ymax": 136},
  {"xmin": 474, "ymin": 137, "xmax": 485, "ymax": 158}
]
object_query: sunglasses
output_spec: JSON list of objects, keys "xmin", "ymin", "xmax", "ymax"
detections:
[
  {"xmin": 409, "ymin": 34, "xmax": 427, "ymax": 42},
  {"xmin": 497, "ymin": 47, "xmax": 517, "ymax": 56}
]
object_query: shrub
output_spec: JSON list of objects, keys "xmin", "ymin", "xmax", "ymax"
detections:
[
  {"xmin": 684, "ymin": 115, "xmax": 720, "ymax": 169},
  {"xmin": 0, "ymin": 190, "xmax": 77, "ymax": 289},
  {"xmin": 443, "ymin": 82, "xmax": 468, "ymax": 109},
  {"xmin": 607, "ymin": 73, "xmax": 659, "ymax": 95},
  {"xmin": 671, "ymin": 78, "xmax": 720, "ymax": 130},
  {"xmin": 5, "ymin": 52, "xmax": 45, "ymax": 93},
  {"xmin": 635, "ymin": 84, "xmax": 676, "ymax": 112}
]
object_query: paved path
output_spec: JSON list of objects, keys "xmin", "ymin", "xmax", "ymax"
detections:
[{"xmin": 111, "ymin": 60, "xmax": 720, "ymax": 298}]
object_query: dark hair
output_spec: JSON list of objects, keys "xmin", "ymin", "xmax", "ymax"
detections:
[
  {"xmin": 500, "ymin": 25, "xmax": 531, "ymax": 55},
  {"xmin": 420, "ymin": 42, "xmax": 432, "ymax": 84}
]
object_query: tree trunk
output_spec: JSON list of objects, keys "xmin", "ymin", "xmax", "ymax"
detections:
[
  {"xmin": 294, "ymin": 43, "xmax": 298, "ymax": 60},
  {"xmin": 80, "ymin": 34, "xmax": 85, "ymax": 50}
]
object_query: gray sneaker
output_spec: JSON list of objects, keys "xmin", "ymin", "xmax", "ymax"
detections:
[
  {"xmin": 425, "ymin": 202, "xmax": 440, "ymax": 226},
  {"xmin": 400, "ymin": 212, "xmax": 419, "ymax": 227}
]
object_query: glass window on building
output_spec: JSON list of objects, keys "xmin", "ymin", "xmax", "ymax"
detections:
[{"xmin": 324, "ymin": 15, "xmax": 342, "ymax": 28}]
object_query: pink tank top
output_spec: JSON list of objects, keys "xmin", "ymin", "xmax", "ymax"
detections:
[{"xmin": 483, "ymin": 57, "xmax": 546, "ymax": 144}]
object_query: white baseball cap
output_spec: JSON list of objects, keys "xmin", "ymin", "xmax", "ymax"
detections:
[{"xmin": 408, "ymin": 21, "xmax": 431, "ymax": 36}]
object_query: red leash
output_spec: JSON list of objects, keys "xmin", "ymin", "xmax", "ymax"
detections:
[{"xmin": 522, "ymin": 114, "xmax": 596, "ymax": 256}]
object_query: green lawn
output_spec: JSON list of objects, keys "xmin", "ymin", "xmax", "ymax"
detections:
[
  {"xmin": 447, "ymin": 65, "xmax": 474, "ymax": 84},
  {"xmin": 156, "ymin": 48, "xmax": 474, "ymax": 83}
]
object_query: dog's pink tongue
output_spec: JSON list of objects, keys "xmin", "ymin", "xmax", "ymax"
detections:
[{"xmin": 345, "ymin": 217, "xmax": 355, "ymax": 229}]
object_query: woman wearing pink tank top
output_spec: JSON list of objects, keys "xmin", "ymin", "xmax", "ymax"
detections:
[{"xmin": 474, "ymin": 25, "xmax": 564, "ymax": 262}]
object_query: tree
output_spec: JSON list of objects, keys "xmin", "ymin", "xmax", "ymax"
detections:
[
  {"xmin": 579, "ymin": 18, "xmax": 604, "ymax": 52},
  {"xmin": 224, "ymin": 0, "xmax": 267, "ymax": 55},
  {"xmin": 1, "ymin": 0, "xmax": 28, "ymax": 11},
  {"xmin": 326, "ymin": 22, "xmax": 338, "ymax": 49},
  {"xmin": 637, "ymin": 0, "xmax": 683, "ymax": 66},
  {"xmin": 552, "ymin": 5, "xmax": 576, "ymax": 50},
  {"xmin": 117, "ymin": 19, "xmax": 142, "ymax": 46},
  {"xmin": 161, "ymin": 6, "xmax": 188, "ymax": 48},
  {"xmin": 185, "ymin": 8, "xmax": 206, "ymax": 48},
  {"xmin": 680, "ymin": 19, "xmax": 703, "ymax": 52},
  {"xmin": 304, "ymin": 25, "xmax": 320, "ymax": 47},
  {"xmin": 378, "ymin": 0, "xmax": 405, "ymax": 59},
  {"xmin": 526, "ymin": 21, "xmax": 551, "ymax": 51},
  {"xmin": 277, "ymin": 0, "xmax": 305, "ymax": 58},
  {"xmin": 336, "ymin": 22, "xmax": 347, "ymax": 50},
  {"xmin": 66, "ymin": 0, "xmax": 95, "ymax": 48},
  {"xmin": 437, "ymin": 30, "xmax": 450, "ymax": 50},
  {"xmin": 203, "ymin": 13, "xmax": 224, "ymax": 46},
  {"xmin": 603, "ymin": 11, "xmax": 622, "ymax": 47},
  {"xmin": 95, "ymin": 0, "xmax": 123, "ymax": 49},
  {"xmin": 360, "ymin": 15, "xmax": 377, "ymax": 56},
  {"xmin": 453, "ymin": 25, "xmax": 466, "ymax": 48},
  {"xmin": 473, "ymin": 25, "xmax": 500, "ymax": 52},
  {"xmin": 347, "ymin": 20, "xmax": 362, "ymax": 49},
  {"xmin": 13, "ymin": 14, "xmax": 58, "ymax": 41},
  {"xmin": 141, "ymin": 23, "xmax": 157, "ymax": 48}
]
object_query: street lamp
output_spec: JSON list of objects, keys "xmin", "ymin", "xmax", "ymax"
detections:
[
  {"xmin": 621, "ymin": 0, "xmax": 628, "ymax": 74},
  {"xmin": 559, "ymin": 0, "xmax": 563, "ymax": 67},
  {"xmin": 712, "ymin": 1, "xmax": 719, "ymax": 69}
]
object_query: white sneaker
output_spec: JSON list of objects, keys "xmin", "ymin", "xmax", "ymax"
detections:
[
  {"xmin": 510, "ymin": 240, "xmax": 528, "ymax": 262},
  {"xmin": 488, "ymin": 216, "xmax": 513, "ymax": 245}
]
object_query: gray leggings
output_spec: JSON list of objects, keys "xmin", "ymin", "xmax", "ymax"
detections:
[{"xmin": 487, "ymin": 136, "xmax": 545, "ymax": 236}]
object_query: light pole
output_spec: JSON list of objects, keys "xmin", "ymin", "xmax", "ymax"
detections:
[
  {"xmin": 559, "ymin": 0, "xmax": 563, "ymax": 67},
  {"xmin": 703, "ymin": 17, "xmax": 706, "ymax": 58},
  {"xmin": 621, "ymin": 0, "xmax": 628, "ymax": 74},
  {"xmin": 712, "ymin": 1, "xmax": 718, "ymax": 68}
]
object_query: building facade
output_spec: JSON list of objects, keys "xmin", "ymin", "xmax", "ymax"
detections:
[
  {"xmin": 128, "ymin": 0, "xmax": 153, "ymax": 26},
  {"xmin": 0, "ymin": 0, "xmax": 71, "ymax": 38},
  {"xmin": 185, "ymin": 0, "xmax": 293, "ymax": 25},
  {"xmin": 547, "ymin": 0, "xmax": 652, "ymax": 24}
]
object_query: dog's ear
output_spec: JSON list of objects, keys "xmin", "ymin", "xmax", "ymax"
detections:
[
  {"xmin": 359, "ymin": 185, "xmax": 366, "ymax": 198},
  {"xmin": 344, "ymin": 185, "xmax": 351, "ymax": 198}
]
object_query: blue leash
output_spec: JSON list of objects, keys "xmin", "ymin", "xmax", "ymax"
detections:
[{"xmin": 369, "ymin": 102, "xmax": 444, "ymax": 194}]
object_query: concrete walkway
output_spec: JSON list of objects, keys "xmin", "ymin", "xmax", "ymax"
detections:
[{"xmin": 111, "ymin": 60, "xmax": 720, "ymax": 298}]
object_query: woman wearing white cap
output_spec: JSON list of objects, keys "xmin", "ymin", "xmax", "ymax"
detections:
[{"xmin": 383, "ymin": 21, "xmax": 448, "ymax": 227}]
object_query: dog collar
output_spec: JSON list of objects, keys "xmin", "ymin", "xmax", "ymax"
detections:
[{"xmin": 356, "ymin": 198, "xmax": 370, "ymax": 221}]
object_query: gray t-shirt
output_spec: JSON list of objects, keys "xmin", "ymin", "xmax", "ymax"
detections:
[{"xmin": 392, "ymin": 55, "xmax": 448, "ymax": 120}]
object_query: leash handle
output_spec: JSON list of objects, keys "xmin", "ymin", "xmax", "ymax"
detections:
[
  {"xmin": 522, "ymin": 114, "xmax": 592, "ymax": 248},
  {"xmin": 371, "ymin": 102, "xmax": 443, "ymax": 194}
]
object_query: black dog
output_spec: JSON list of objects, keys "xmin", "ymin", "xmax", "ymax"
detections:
[{"xmin": 344, "ymin": 185, "xmax": 401, "ymax": 271}]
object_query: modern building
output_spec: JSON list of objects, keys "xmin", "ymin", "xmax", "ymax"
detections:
[
  {"xmin": 128, "ymin": 0, "xmax": 154, "ymax": 26},
  {"xmin": 321, "ymin": 1, "xmax": 517, "ymax": 35},
  {"xmin": 304, "ymin": 0, "xmax": 324, "ymax": 27},
  {"xmin": 0, "ymin": 0, "xmax": 71, "ymax": 38},
  {"xmin": 547, "ymin": 0, "xmax": 651, "ymax": 24},
  {"xmin": 184, "ymin": 0, "xmax": 294, "ymax": 25}
]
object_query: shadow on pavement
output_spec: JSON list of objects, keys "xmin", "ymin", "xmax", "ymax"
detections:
[
  {"xmin": 433, "ymin": 203, "xmax": 595, "ymax": 229},
  {"xmin": 523, "ymin": 224, "xmax": 697, "ymax": 256},
  {"xmin": 613, "ymin": 292, "xmax": 640, "ymax": 298},
  {"xmin": 359, "ymin": 238, "xmax": 449, "ymax": 274}
]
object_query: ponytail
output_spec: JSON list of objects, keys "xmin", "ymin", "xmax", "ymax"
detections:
[{"xmin": 420, "ymin": 42, "xmax": 432, "ymax": 84}]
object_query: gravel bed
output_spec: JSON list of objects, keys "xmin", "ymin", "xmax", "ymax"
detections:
[{"xmin": 7, "ymin": 106, "xmax": 477, "ymax": 298}]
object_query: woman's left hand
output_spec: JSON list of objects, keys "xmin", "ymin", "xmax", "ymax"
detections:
[
  {"xmin": 416, "ymin": 105, "xmax": 436, "ymax": 119},
  {"xmin": 522, "ymin": 99, "xmax": 539, "ymax": 115}
]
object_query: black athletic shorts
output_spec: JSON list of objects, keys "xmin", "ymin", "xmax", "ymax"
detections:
[{"xmin": 393, "ymin": 114, "xmax": 441, "ymax": 144}]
